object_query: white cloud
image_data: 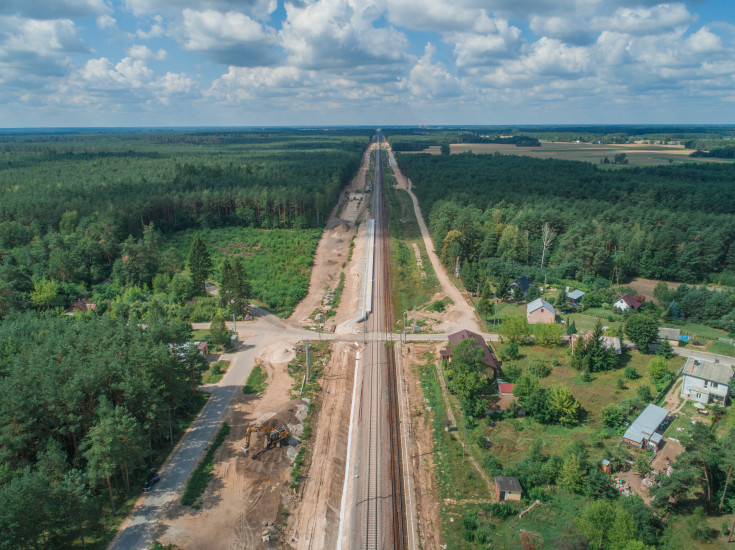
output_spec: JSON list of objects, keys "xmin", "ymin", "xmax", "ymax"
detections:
[
  {"xmin": 209, "ymin": 65, "xmax": 309, "ymax": 102},
  {"xmin": 686, "ymin": 27, "xmax": 723, "ymax": 54},
  {"xmin": 596, "ymin": 3, "xmax": 695, "ymax": 35},
  {"xmin": 0, "ymin": 16, "xmax": 88, "ymax": 80},
  {"xmin": 137, "ymin": 17, "xmax": 165, "ymax": 39},
  {"xmin": 122, "ymin": 0, "xmax": 277, "ymax": 19},
  {"xmin": 405, "ymin": 43, "xmax": 462, "ymax": 99},
  {"xmin": 127, "ymin": 44, "xmax": 168, "ymax": 60},
  {"xmin": 96, "ymin": 14, "xmax": 117, "ymax": 30},
  {"xmin": 0, "ymin": 0, "xmax": 109, "ymax": 19},
  {"xmin": 447, "ymin": 19, "xmax": 522, "ymax": 68},
  {"xmin": 175, "ymin": 8, "xmax": 279, "ymax": 66},
  {"xmin": 280, "ymin": 0, "xmax": 410, "ymax": 70}
]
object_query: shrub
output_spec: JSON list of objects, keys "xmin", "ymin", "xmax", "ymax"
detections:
[
  {"xmin": 486, "ymin": 502, "xmax": 516, "ymax": 520},
  {"xmin": 502, "ymin": 362, "xmax": 523, "ymax": 382},
  {"xmin": 624, "ymin": 366, "xmax": 640, "ymax": 380},
  {"xmin": 687, "ymin": 507, "xmax": 717, "ymax": 541},
  {"xmin": 616, "ymin": 378, "xmax": 626, "ymax": 390},
  {"xmin": 528, "ymin": 360, "xmax": 552, "ymax": 378},
  {"xmin": 601, "ymin": 404, "xmax": 624, "ymax": 428},
  {"xmin": 505, "ymin": 341, "xmax": 520, "ymax": 360},
  {"xmin": 637, "ymin": 385, "xmax": 653, "ymax": 402}
]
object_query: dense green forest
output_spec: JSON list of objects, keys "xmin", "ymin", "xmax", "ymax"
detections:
[
  {"xmin": 0, "ymin": 313, "xmax": 208, "ymax": 547},
  {"xmin": 396, "ymin": 152, "xmax": 735, "ymax": 289},
  {"xmin": 0, "ymin": 130, "xmax": 368, "ymax": 318},
  {"xmin": 0, "ymin": 129, "xmax": 368, "ymax": 547}
]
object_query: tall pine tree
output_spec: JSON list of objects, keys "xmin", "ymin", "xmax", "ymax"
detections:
[{"xmin": 188, "ymin": 235, "xmax": 212, "ymax": 294}]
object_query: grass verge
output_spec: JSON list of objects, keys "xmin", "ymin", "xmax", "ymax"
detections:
[
  {"xmin": 242, "ymin": 365, "xmax": 268, "ymax": 395},
  {"xmin": 202, "ymin": 360, "xmax": 230, "ymax": 384},
  {"xmin": 181, "ymin": 422, "xmax": 231, "ymax": 508}
]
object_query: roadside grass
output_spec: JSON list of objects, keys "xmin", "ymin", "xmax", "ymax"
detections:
[
  {"xmin": 202, "ymin": 360, "xmax": 230, "ymax": 384},
  {"xmin": 286, "ymin": 340, "xmax": 331, "ymax": 489},
  {"xmin": 385, "ymin": 180, "xmax": 440, "ymax": 329},
  {"xmin": 181, "ymin": 422, "xmax": 231, "ymax": 508},
  {"xmin": 705, "ymin": 341, "xmax": 735, "ymax": 357},
  {"xmin": 192, "ymin": 328, "xmax": 210, "ymax": 341},
  {"xmin": 242, "ymin": 365, "xmax": 268, "ymax": 395},
  {"xmin": 324, "ymin": 272, "xmax": 346, "ymax": 319}
]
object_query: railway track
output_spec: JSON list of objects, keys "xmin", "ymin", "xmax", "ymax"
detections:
[{"xmin": 363, "ymin": 134, "xmax": 406, "ymax": 549}]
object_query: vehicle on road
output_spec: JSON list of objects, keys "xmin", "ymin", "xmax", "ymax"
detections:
[{"xmin": 143, "ymin": 469, "xmax": 160, "ymax": 492}]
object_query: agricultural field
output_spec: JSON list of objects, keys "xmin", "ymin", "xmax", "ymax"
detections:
[{"xmin": 418, "ymin": 141, "xmax": 731, "ymax": 167}]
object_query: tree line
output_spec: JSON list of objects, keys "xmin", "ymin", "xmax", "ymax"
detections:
[{"xmin": 396, "ymin": 152, "xmax": 735, "ymax": 289}]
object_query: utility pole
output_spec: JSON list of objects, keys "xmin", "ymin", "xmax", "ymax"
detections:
[
  {"xmin": 306, "ymin": 339, "xmax": 310, "ymax": 381},
  {"xmin": 233, "ymin": 312, "xmax": 237, "ymax": 334}
]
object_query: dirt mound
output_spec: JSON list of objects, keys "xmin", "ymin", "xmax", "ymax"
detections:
[
  {"xmin": 247, "ymin": 401, "xmax": 306, "ymax": 468},
  {"xmin": 332, "ymin": 222, "xmax": 349, "ymax": 233}
]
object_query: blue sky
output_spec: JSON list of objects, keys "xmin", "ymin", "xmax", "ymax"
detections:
[{"xmin": 1, "ymin": 0, "xmax": 734, "ymax": 126}]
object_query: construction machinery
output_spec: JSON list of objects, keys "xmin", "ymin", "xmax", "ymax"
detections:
[{"xmin": 241, "ymin": 425, "xmax": 289, "ymax": 459}]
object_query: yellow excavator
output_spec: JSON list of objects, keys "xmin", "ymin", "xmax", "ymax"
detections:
[{"xmin": 241, "ymin": 426, "xmax": 289, "ymax": 459}]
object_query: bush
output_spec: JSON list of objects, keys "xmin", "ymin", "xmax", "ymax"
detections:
[
  {"xmin": 502, "ymin": 362, "xmax": 523, "ymax": 382},
  {"xmin": 624, "ymin": 365, "xmax": 640, "ymax": 380},
  {"xmin": 637, "ymin": 385, "xmax": 653, "ymax": 402},
  {"xmin": 486, "ymin": 502, "xmax": 516, "ymax": 520},
  {"xmin": 687, "ymin": 507, "xmax": 717, "ymax": 541},
  {"xmin": 505, "ymin": 341, "xmax": 520, "ymax": 360},
  {"xmin": 601, "ymin": 404, "xmax": 624, "ymax": 428},
  {"xmin": 528, "ymin": 360, "xmax": 552, "ymax": 378},
  {"xmin": 616, "ymin": 378, "xmax": 626, "ymax": 389},
  {"xmin": 483, "ymin": 455, "xmax": 503, "ymax": 476}
]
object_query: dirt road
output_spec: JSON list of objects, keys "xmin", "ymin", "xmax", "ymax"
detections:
[{"xmin": 386, "ymin": 147, "xmax": 482, "ymax": 335}]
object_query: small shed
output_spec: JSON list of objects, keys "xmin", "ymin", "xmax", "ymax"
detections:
[
  {"xmin": 195, "ymin": 341, "xmax": 208, "ymax": 355},
  {"xmin": 658, "ymin": 327, "xmax": 681, "ymax": 347},
  {"xmin": 601, "ymin": 459, "xmax": 612, "ymax": 474},
  {"xmin": 498, "ymin": 382, "xmax": 515, "ymax": 396},
  {"xmin": 567, "ymin": 289, "xmax": 585, "ymax": 305},
  {"xmin": 494, "ymin": 476, "xmax": 522, "ymax": 501}
]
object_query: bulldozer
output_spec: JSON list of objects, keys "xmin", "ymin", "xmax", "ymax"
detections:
[{"xmin": 241, "ymin": 425, "xmax": 289, "ymax": 459}]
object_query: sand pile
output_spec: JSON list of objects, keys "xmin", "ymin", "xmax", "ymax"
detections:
[
  {"xmin": 247, "ymin": 400, "xmax": 307, "ymax": 469},
  {"xmin": 333, "ymin": 222, "xmax": 349, "ymax": 233}
]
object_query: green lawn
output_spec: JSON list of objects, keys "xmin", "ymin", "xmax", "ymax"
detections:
[
  {"xmin": 705, "ymin": 341, "xmax": 735, "ymax": 357},
  {"xmin": 202, "ymin": 360, "xmax": 230, "ymax": 384},
  {"xmin": 662, "ymin": 321, "xmax": 728, "ymax": 341},
  {"xmin": 242, "ymin": 365, "xmax": 268, "ymax": 395},
  {"xmin": 385, "ymin": 180, "xmax": 440, "ymax": 329}
]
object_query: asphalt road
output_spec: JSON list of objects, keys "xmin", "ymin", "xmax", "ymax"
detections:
[{"xmin": 109, "ymin": 310, "xmax": 309, "ymax": 550}]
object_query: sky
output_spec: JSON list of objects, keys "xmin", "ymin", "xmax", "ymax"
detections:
[{"xmin": 1, "ymin": 0, "xmax": 735, "ymax": 127}]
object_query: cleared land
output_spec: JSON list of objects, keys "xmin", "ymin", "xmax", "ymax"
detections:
[{"xmin": 415, "ymin": 141, "xmax": 733, "ymax": 167}]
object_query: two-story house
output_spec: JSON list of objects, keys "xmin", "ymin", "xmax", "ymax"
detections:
[{"xmin": 680, "ymin": 357, "xmax": 734, "ymax": 405}]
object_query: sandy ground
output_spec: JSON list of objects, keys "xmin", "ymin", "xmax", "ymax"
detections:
[
  {"xmin": 286, "ymin": 342, "xmax": 355, "ymax": 549},
  {"xmin": 289, "ymin": 143, "xmax": 373, "ymax": 331},
  {"xmin": 401, "ymin": 343, "xmax": 444, "ymax": 550},
  {"xmin": 158, "ymin": 342, "xmax": 302, "ymax": 549},
  {"xmin": 627, "ymin": 277, "xmax": 681, "ymax": 301}
]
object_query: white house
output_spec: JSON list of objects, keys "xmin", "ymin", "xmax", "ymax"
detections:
[
  {"xmin": 614, "ymin": 293, "xmax": 641, "ymax": 312},
  {"xmin": 680, "ymin": 357, "xmax": 734, "ymax": 405}
]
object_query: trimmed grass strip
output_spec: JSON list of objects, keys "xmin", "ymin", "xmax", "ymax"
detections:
[
  {"xmin": 242, "ymin": 365, "xmax": 268, "ymax": 395},
  {"xmin": 181, "ymin": 422, "xmax": 231, "ymax": 507}
]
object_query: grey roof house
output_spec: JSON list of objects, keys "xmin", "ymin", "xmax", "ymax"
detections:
[
  {"xmin": 681, "ymin": 357, "xmax": 734, "ymax": 405},
  {"xmin": 622, "ymin": 404, "xmax": 670, "ymax": 450}
]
